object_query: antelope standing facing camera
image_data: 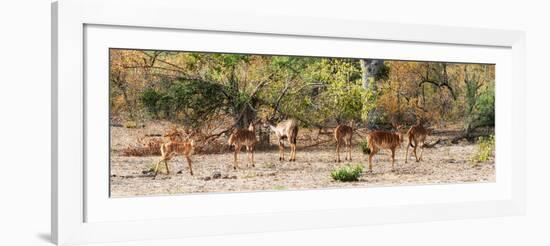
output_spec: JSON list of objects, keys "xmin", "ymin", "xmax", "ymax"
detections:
[
  {"xmin": 154, "ymin": 130, "xmax": 195, "ymax": 177},
  {"xmin": 405, "ymin": 122, "xmax": 429, "ymax": 163},
  {"xmin": 228, "ymin": 122, "xmax": 257, "ymax": 169},
  {"xmin": 334, "ymin": 121, "xmax": 354, "ymax": 162},
  {"xmin": 263, "ymin": 118, "xmax": 299, "ymax": 161},
  {"xmin": 365, "ymin": 125, "xmax": 404, "ymax": 172}
]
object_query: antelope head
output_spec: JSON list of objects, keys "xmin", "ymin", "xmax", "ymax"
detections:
[{"xmin": 392, "ymin": 123, "xmax": 405, "ymax": 144}]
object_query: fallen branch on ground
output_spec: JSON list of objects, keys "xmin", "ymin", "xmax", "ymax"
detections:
[
  {"xmin": 122, "ymin": 146, "xmax": 161, "ymax": 156},
  {"xmin": 424, "ymin": 138, "xmax": 442, "ymax": 148},
  {"xmin": 300, "ymin": 139, "xmax": 333, "ymax": 149}
]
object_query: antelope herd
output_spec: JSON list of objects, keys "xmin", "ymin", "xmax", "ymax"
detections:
[{"xmin": 153, "ymin": 119, "xmax": 430, "ymax": 177}]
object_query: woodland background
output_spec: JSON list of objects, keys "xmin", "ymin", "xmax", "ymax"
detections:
[{"xmin": 110, "ymin": 49, "xmax": 495, "ymax": 142}]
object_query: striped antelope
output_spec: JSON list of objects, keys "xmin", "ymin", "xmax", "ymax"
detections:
[
  {"xmin": 366, "ymin": 125, "xmax": 404, "ymax": 172},
  {"xmin": 405, "ymin": 122, "xmax": 429, "ymax": 163},
  {"xmin": 228, "ymin": 122, "xmax": 258, "ymax": 169},
  {"xmin": 263, "ymin": 118, "xmax": 299, "ymax": 161},
  {"xmin": 154, "ymin": 130, "xmax": 195, "ymax": 177},
  {"xmin": 334, "ymin": 121, "xmax": 354, "ymax": 162}
]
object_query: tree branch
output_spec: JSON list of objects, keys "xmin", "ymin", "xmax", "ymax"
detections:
[{"xmin": 139, "ymin": 50, "xmax": 187, "ymax": 72}]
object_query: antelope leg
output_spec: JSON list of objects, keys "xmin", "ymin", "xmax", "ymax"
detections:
[
  {"xmin": 251, "ymin": 147, "xmax": 255, "ymax": 167},
  {"xmin": 368, "ymin": 152, "xmax": 374, "ymax": 172},
  {"xmin": 391, "ymin": 149, "xmax": 395, "ymax": 171},
  {"xmin": 419, "ymin": 144, "xmax": 424, "ymax": 161},
  {"xmin": 405, "ymin": 143, "xmax": 410, "ymax": 163},
  {"xmin": 348, "ymin": 141, "xmax": 352, "ymax": 161},
  {"xmin": 292, "ymin": 144, "xmax": 296, "ymax": 161},
  {"xmin": 185, "ymin": 156, "xmax": 193, "ymax": 175},
  {"xmin": 164, "ymin": 159, "xmax": 170, "ymax": 174},
  {"xmin": 414, "ymin": 145, "xmax": 419, "ymax": 162},
  {"xmin": 336, "ymin": 142, "xmax": 340, "ymax": 162}
]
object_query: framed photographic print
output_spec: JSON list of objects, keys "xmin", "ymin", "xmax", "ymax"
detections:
[{"xmin": 52, "ymin": 0, "xmax": 525, "ymax": 245}]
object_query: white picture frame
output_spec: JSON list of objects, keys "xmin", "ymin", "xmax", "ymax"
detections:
[{"xmin": 52, "ymin": 0, "xmax": 526, "ymax": 245}]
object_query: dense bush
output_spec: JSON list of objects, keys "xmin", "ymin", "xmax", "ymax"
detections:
[
  {"xmin": 138, "ymin": 79, "xmax": 227, "ymax": 126},
  {"xmin": 331, "ymin": 164, "xmax": 364, "ymax": 182},
  {"xmin": 139, "ymin": 88, "xmax": 162, "ymax": 117},
  {"xmin": 169, "ymin": 80, "xmax": 226, "ymax": 124},
  {"xmin": 474, "ymin": 85, "xmax": 495, "ymax": 127}
]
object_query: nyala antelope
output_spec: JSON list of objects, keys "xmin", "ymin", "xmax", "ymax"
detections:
[
  {"xmin": 228, "ymin": 122, "xmax": 257, "ymax": 169},
  {"xmin": 334, "ymin": 121, "xmax": 354, "ymax": 162},
  {"xmin": 405, "ymin": 122, "xmax": 429, "ymax": 163},
  {"xmin": 154, "ymin": 130, "xmax": 195, "ymax": 177},
  {"xmin": 263, "ymin": 118, "xmax": 299, "ymax": 161},
  {"xmin": 365, "ymin": 125, "xmax": 404, "ymax": 172}
]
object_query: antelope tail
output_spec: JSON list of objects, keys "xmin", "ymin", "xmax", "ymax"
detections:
[{"xmin": 365, "ymin": 134, "xmax": 372, "ymax": 154}]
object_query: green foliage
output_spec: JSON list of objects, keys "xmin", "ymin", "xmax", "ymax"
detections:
[
  {"xmin": 272, "ymin": 57, "xmax": 376, "ymax": 126},
  {"xmin": 331, "ymin": 164, "xmax": 364, "ymax": 182},
  {"xmin": 217, "ymin": 54, "xmax": 249, "ymax": 67},
  {"xmin": 358, "ymin": 140, "xmax": 371, "ymax": 155},
  {"xmin": 170, "ymin": 79, "xmax": 226, "ymax": 114},
  {"xmin": 328, "ymin": 80, "xmax": 376, "ymax": 121},
  {"xmin": 374, "ymin": 62, "xmax": 390, "ymax": 81},
  {"xmin": 157, "ymin": 94, "xmax": 174, "ymax": 118},
  {"xmin": 462, "ymin": 65, "xmax": 495, "ymax": 133},
  {"xmin": 139, "ymin": 88, "xmax": 162, "ymax": 117},
  {"xmin": 474, "ymin": 83, "xmax": 495, "ymax": 127},
  {"xmin": 471, "ymin": 135, "xmax": 495, "ymax": 164}
]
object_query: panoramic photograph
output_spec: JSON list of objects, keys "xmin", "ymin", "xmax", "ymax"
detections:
[{"xmin": 109, "ymin": 49, "xmax": 495, "ymax": 197}]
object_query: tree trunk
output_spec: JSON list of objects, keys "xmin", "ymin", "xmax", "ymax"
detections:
[
  {"xmin": 361, "ymin": 59, "xmax": 384, "ymax": 127},
  {"xmin": 113, "ymin": 78, "xmax": 135, "ymax": 120},
  {"xmin": 233, "ymin": 105, "xmax": 255, "ymax": 129},
  {"xmin": 258, "ymin": 127, "xmax": 270, "ymax": 147},
  {"xmin": 360, "ymin": 59, "xmax": 384, "ymax": 90}
]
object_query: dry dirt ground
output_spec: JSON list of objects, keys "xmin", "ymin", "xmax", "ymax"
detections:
[{"xmin": 110, "ymin": 123, "xmax": 495, "ymax": 197}]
